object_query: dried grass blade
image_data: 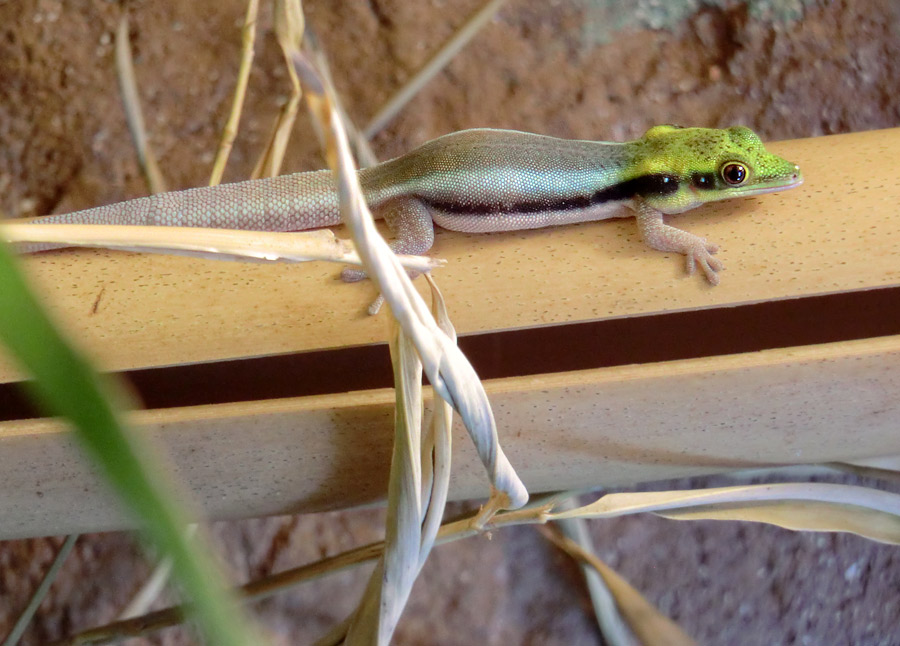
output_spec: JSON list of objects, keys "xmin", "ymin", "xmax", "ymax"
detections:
[
  {"xmin": 542, "ymin": 527, "xmax": 697, "ymax": 646},
  {"xmin": 658, "ymin": 499, "xmax": 900, "ymax": 544},
  {"xmin": 552, "ymin": 483, "xmax": 900, "ymax": 544},
  {"xmin": 418, "ymin": 275, "xmax": 454, "ymax": 566},
  {"xmin": 344, "ymin": 327, "xmax": 425, "ymax": 645},
  {"xmin": 552, "ymin": 505, "xmax": 637, "ymax": 646}
]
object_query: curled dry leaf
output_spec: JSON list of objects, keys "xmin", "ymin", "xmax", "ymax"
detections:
[{"xmin": 291, "ymin": 50, "xmax": 528, "ymax": 510}]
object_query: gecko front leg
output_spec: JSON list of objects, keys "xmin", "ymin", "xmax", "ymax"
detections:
[
  {"xmin": 633, "ymin": 199, "xmax": 723, "ymax": 285},
  {"xmin": 340, "ymin": 196, "xmax": 436, "ymax": 282}
]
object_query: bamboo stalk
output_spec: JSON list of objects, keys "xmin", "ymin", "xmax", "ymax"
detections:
[
  {"xmin": 2, "ymin": 129, "xmax": 897, "ymax": 381},
  {"xmin": 1, "ymin": 333, "xmax": 899, "ymax": 539}
]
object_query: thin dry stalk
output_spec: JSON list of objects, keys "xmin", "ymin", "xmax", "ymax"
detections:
[
  {"xmin": 115, "ymin": 13, "xmax": 167, "ymax": 193},
  {"xmin": 53, "ymin": 497, "xmax": 555, "ymax": 644},
  {"xmin": 208, "ymin": 0, "xmax": 260, "ymax": 186},
  {"xmin": 50, "ymin": 542, "xmax": 384, "ymax": 646},
  {"xmin": 2, "ymin": 535, "xmax": 79, "ymax": 646},
  {"xmin": 363, "ymin": 0, "xmax": 509, "ymax": 138}
]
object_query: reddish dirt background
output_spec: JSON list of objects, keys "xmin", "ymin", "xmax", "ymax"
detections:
[{"xmin": 1, "ymin": 0, "xmax": 899, "ymax": 644}]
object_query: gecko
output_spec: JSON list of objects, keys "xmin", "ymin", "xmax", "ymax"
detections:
[{"xmin": 22, "ymin": 125, "xmax": 802, "ymax": 284}]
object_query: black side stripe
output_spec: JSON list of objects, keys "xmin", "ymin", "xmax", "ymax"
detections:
[
  {"xmin": 424, "ymin": 173, "xmax": 679, "ymax": 215},
  {"xmin": 691, "ymin": 171, "xmax": 717, "ymax": 190}
]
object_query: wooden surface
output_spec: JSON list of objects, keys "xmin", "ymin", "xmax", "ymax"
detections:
[
  {"xmin": 1, "ymin": 334, "xmax": 899, "ymax": 539},
  {"xmin": 1, "ymin": 128, "xmax": 898, "ymax": 381}
]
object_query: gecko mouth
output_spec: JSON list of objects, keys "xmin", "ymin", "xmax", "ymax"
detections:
[{"xmin": 739, "ymin": 176, "xmax": 804, "ymax": 197}]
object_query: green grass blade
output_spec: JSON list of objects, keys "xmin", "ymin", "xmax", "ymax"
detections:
[{"xmin": 0, "ymin": 243, "xmax": 260, "ymax": 646}]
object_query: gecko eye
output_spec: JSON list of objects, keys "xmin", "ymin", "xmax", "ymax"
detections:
[{"xmin": 721, "ymin": 163, "xmax": 747, "ymax": 185}]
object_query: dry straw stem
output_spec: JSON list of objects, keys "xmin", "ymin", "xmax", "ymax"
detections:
[
  {"xmin": 251, "ymin": 0, "xmax": 305, "ymax": 180},
  {"xmin": 208, "ymin": 0, "xmax": 260, "ymax": 186},
  {"xmin": 363, "ymin": 0, "xmax": 510, "ymax": 138},
  {"xmin": 50, "ymin": 541, "xmax": 384, "ymax": 646},
  {"xmin": 115, "ymin": 523, "xmax": 199, "ymax": 621},
  {"xmin": 303, "ymin": 28, "xmax": 378, "ymax": 168},
  {"xmin": 0, "ymin": 222, "xmax": 442, "ymax": 275},
  {"xmin": 827, "ymin": 461, "xmax": 900, "ymax": 486}
]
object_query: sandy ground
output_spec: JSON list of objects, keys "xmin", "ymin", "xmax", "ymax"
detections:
[{"xmin": 1, "ymin": 0, "xmax": 899, "ymax": 644}]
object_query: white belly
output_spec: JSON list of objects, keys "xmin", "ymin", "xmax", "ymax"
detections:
[{"xmin": 430, "ymin": 200, "xmax": 632, "ymax": 233}]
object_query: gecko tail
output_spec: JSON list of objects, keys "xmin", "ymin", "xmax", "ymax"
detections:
[{"xmin": 16, "ymin": 169, "xmax": 346, "ymax": 253}]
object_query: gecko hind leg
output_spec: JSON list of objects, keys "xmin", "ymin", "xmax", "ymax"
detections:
[{"xmin": 341, "ymin": 197, "xmax": 435, "ymax": 282}]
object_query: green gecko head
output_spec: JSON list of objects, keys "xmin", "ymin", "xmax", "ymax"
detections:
[{"xmin": 627, "ymin": 124, "xmax": 802, "ymax": 214}]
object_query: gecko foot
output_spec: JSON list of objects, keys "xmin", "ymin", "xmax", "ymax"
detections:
[
  {"xmin": 684, "ymin": 241, "xmax": 723, "ymax": 285},
  {"xmin": 341, "ymin": 266, "xmax": 368, "ymax": 282},
  {"xmin": 342, "ymin": 265, "xmax": 423, "ymax": 283},
  {"xmin": 338, "ymin": 266, "xmax": 382, "ymax": 314}
]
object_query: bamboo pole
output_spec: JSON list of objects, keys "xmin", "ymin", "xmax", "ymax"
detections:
[{"xmin": 1, "ymin": 333, "xmax": 898, "ymax": 539}]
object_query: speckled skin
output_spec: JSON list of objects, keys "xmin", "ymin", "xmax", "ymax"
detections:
[{"xmin": 31, "ymin": 126, "xmax": 801, "ymax": 283}]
